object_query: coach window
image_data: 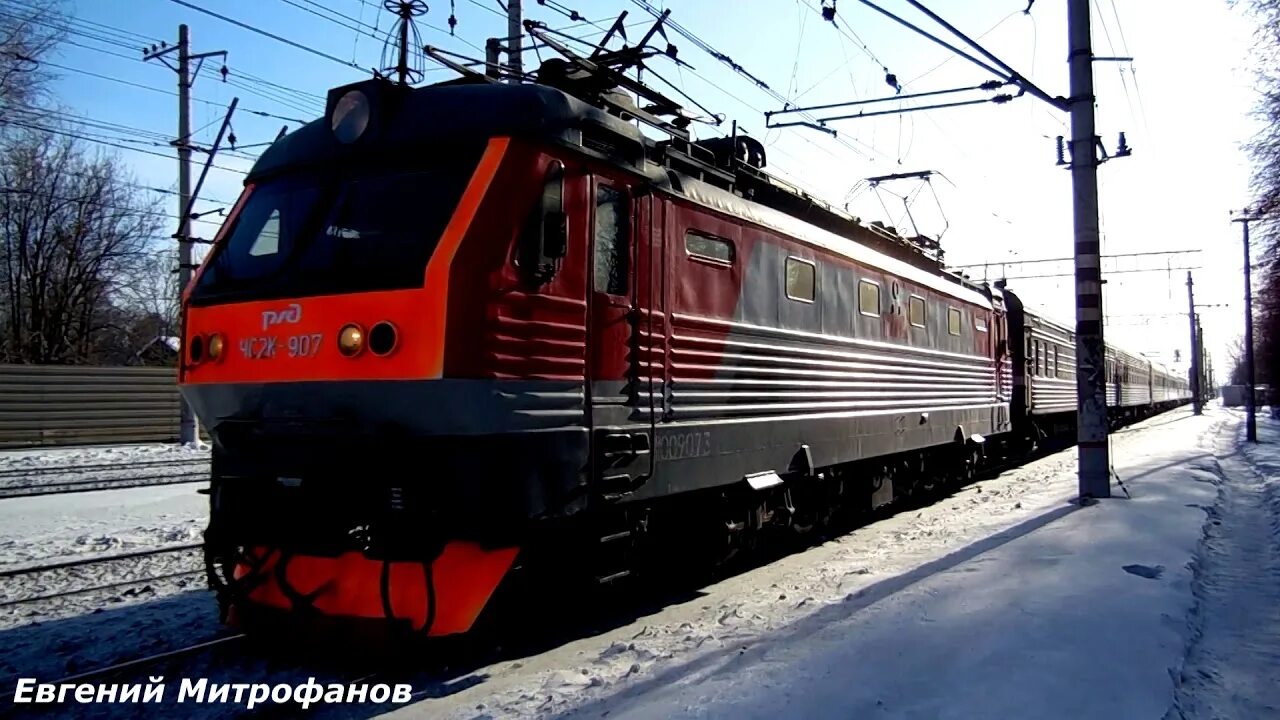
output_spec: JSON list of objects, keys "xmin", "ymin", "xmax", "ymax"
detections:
[
  {"xmin": 785, "ymin": 257, "xmax": 816, "ymax": 302},
  {"xmin": 685, "ymin": 230, "xmax": 734, "ymax": 265},
  {"xmin": 858, "ymin": 279, "xmax": 880, "ymax": 316},
  {"xmin": 594, "ymin": 184, "xmax": 628, "ymax": 296},
  {"xmin": 947, "ymin": 307, "xmax": 962, "ymax": 336},
  {"xmin": 908, "ymin": 295, "xmax": 925, "ymax": 328},
  {"xmin": 1053, "ymin": 346, "xmax": 1060, "ymax": 378},
  {"xmin": 975, "ymin": 316, "xmax": 988, "ymax": 332}
]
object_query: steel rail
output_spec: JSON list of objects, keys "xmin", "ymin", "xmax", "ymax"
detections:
[
  {"xmin": 0, "ymin": 473, "xmax": 208, "ymax": 499},
  {"xmin": 0, "ymin": 457, "xmax": 208, "ymax": 478},
  {"xmin": 0, "ymin": 542, "xmax": 203, "ymax": 579}
]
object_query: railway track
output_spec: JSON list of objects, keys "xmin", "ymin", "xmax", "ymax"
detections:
[
  {"xmin": 0, "ymin": 543, "xmax": 205, "ymax": 609},
  {"xmin": 0, "ymin": 471, "xmax": 209, "ymax": 499},
  {"xmin": 0, "ymin": 457, "xmax": 209, "ymax": 479},
  {"xmin": 0, "ymin": 633, "xmax": 250, "ymax": 718}
]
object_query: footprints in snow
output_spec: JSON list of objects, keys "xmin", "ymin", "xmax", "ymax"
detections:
[{"xmin": 1123, "ymin": 563, "xmax": 1165, "ymax": 579}]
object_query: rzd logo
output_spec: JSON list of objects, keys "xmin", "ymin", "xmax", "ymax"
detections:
[{"xmin": 261, "ymin": 303, "xmax": 302, "ymax": 331}]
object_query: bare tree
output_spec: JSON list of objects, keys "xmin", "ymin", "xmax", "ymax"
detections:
[
  {"xmin": 1235, "ymin": 0, "xmax": 1280, "ymax": 398},
  {"xmin": 0, "ymin": 0, "xmax": 67, "ymax": 115},
  {"xmin": 0, "ymin": 129, "xmax": 164, "ymax": 363},
  {"xmin": 114, "ymin": 247, "xmax": 182, "ymax": 354},
  {"xmin": 0, "ymin": 0, "xmax": 182, "ymax": 365}
]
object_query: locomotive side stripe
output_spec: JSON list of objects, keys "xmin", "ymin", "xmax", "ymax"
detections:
[
  {"xmin": 421, "ymin": 136, "xmax": 511, "ymax": 378},
  {"xmin": 672, "ymin": 312, "xmax": 993, "ymax": 364},
  {"xmin": 668, "ymin": 310, "xmax": 1000, "ymax": 424}
]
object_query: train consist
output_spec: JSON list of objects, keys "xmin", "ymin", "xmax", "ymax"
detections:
[{"xmin": 176, "ymin": 22, "xmax": 1190, "ymax": 643}]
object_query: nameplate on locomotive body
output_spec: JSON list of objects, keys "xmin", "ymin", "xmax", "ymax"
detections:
[
  {"xmin": 239, "ymin": 333, "xmax": 323, "ymax": 360},
  {"xmin": 656, "ymin": 429, "xmax": 713, "ymax": 461}
]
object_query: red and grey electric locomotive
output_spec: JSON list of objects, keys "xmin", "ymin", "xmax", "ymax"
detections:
[{"xmin": 177, "ymin": 22, "xmax": 1188, "ymax": 642}]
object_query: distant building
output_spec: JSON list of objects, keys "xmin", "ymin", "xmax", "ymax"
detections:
[
  {"xmin": 132, "ymin": 335, "xmax": 179, "ymax": 366},
  {"xmin": 1221, "ymin": 384, "xmax": 1270, "ymax": 408}
]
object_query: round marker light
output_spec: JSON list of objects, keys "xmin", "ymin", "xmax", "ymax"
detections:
[
  {"xmin": 330, "ymin": 90, "xmax": 370, "ymax": 144},
  {"xmin": 188, "ymin": 334, "xmax": 205, "ymax": 364},
  {"xmin": 369, "ymin": 321, "xmax": 398, "ymax": 356},
  {"xmin": 338, "ymin": 324, "xmax": 365, "ymax": 356},
  {"xmin": 207, "ymin": 333, "xmax": 225, "ymax": 361}
]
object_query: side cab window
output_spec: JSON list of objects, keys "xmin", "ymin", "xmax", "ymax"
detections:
[
  {"xmin": 517, "ymin": 159, "xmax": 568, "ymax": 285},
  {"xmin": 593, "ymin": 182, "xmax": 629, "ymax": 296}
]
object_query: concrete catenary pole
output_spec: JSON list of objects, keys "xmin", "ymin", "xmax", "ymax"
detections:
[
  {"xmin": 144, "ymin": 26, "xmax": 195, "ymax": 445},
  {"xmin": 1068, "ymin": 0, "xmax": 1110, "ymax": 498},
  {"xmin": 1233, "ymin": 212, "xmax": 1259, "ymax": 442},
  {"xmin": 177, "ymin": 25, "xmax": 194, "ymax": 445},
  {"xmin": 145, "ymin": 25, "xmax": 224, "ymax": 446},
  {"xmin": 506, "ymin": 0, "xmax": 522, "ymax": 82},
  {"xmin": 1196, "ymin": 313, "xmax": 1206, "ymax": 403},
  {"xmin": 1187, "ymin": 272, "xmax": 1201, "ymax": 415}
]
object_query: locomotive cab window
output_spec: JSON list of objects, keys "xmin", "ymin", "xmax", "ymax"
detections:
[
  {"xmin": 858, "ymin": 280, "xmax": 880, "ymax": 317},
  {"xmin": 785, "ymin": 257, "xmax": 816, "ymax": 302},
  {"xmin": 593, "ymin": 183, "xmax": 629, "ymax": 296},
  {"xmin": 947, "ymin": 307, "xmax": 962, "ymax": 336},
  {"xmin": 517, "ymin": 159, "xmax": 567, "ymax": 285},
  {"xmin": 909, "ymin": 295, "xmax": 925, "ymax": 327},
  {"xmin": 686, "ymin": 230, "xmax": 734, "ymax": 265},
  {"xmin": 188, "ymin": 139, "xmax": 487, "ymax": 304},
  {"xmin": 247, "ymin": 211, "xmax": 281, "ymax": 257}
]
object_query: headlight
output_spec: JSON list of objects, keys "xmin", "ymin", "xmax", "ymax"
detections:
[
  {"xmin": 207, "ymin": 333, "xmax": 225, "ymax": 361},
  {"xmin": 331, "ymin": 90, "xmax": 370, "ymax": 144},
  {"xmin": 338, "ymin": 324, "xmax": 365, "ymax": 356}
]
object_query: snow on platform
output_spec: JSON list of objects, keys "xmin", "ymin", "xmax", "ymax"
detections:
[
  {"xmin": 388, "ymin": 405, "xmax": 1254, "ymax": 720},
  {"xmin": 1166, "ymin": 406, "xmax": 1280, "ymax": 720}
]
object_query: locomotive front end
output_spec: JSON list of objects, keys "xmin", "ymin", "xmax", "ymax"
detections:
[{"xmin": 178, "ymin": 77, "xmax": 594, "ymax": 641}]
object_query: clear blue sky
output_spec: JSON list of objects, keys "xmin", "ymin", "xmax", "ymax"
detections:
[{"xmin": 37, "ymin": 0, "xmax": 1264, "ymax": 375}]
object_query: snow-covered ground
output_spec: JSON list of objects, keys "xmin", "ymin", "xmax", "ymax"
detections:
[
  {"xmin": 0, "ymin": 440, "xmax": 210, "ymax": 498},
  {"xmin": 0, "ymin": 440, "xmax": 212, "ymax": 629},
  {"xmin": 0, "ymin": 482, "xmax": 209, "ymax": 629},
  {"xmin": 0, "ymin": 483, "xmax": 207, "ymax": 570},
  {"xmin": 0, "ymin": 441, "xmax": 209, "ymax": 473},
  {"xmin": 3, "ymin": 404, "xmax": 1276, "ymax": 720},
  {"xmin": 1165, "ymin": 407, "xmax": 1280, "ymax": 720},
  {"xmin": 378, "ymin": 403, "xmax": 1272, "ymax": 720}
]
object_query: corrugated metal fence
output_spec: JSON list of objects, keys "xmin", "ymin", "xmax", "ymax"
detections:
[{"xmin": 0, "ymin": 364, "xmax": 188, "ymax": 448}]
